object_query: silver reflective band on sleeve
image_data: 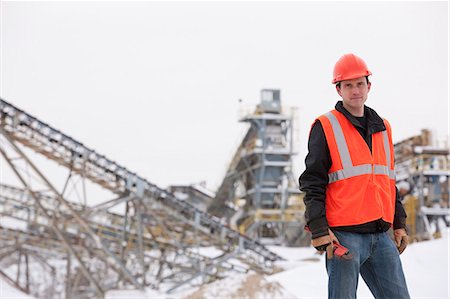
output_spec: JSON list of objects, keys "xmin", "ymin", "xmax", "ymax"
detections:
[{"xmin": 324, "ymin": 112, "xmax": 395, "ymax": 183}]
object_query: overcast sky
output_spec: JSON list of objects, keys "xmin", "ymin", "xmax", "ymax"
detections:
[{"xmin": 0, "ymin": 1, "xmax": 448, "ymax": 192}]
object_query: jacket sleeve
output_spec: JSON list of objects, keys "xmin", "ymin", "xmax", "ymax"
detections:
[
  {"xmin": 299, "ymin": 120, "xmax": 331, "ymax": 239},
  {"xmin": 393, "ymin": 187, "xmax": 407, "ymax": 230}
]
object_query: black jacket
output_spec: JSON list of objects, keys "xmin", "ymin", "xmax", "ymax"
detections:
[{"xmin": 299, "ymin": 101, "xmax": 407, "ymax": 239}]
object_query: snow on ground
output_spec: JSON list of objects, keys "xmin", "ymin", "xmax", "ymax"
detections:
[
  {"xmin": 103, "ymin": 228, "xmax": 449, "ymax": 299},
  {"xmin": 0, "ymin": 217, "xmax": 28, "ymax": 231},
  {"xmin": 0, "ymin": 279, "xmax": 35, "ymax": 299},
  {"xmin": 181, "ymin": 272, "xmax": 296, "ymax": 299},
  {"xmin": 268, "ymin": 228, "xmax": 450, "ymax": 299},
  {"xmin": 2, "ymin": 229, "xmax": 449, "ymax": 299},
  {"xmin": 401, "ymin": 231, "xmax": 449, "ymax": 299},
  {"xmin": 179, "ymin": 228, "xmax": 450, "ymax": 299},
  {"xmin": 105, "ymin": 289, "xmax": 148, "ymax": 299}
]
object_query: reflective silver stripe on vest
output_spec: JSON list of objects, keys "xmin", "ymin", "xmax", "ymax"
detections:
[
  {"xmin": 374, "ymin": 165, "xmax": 395, "ymax": 179},
  {"xmin": 382, "ymin": 130, "xmax": 391, "ymax": 167},
  {"xmin": 381, "ymin": 130, "xmax": 396, "ymax": 179},
  {"xmin": 329, "ymin": 164, "xmax": 372, "ymax": 183},
  {"xmin": 325, "ymin": 112, "xmax": 353, "ymax": 169},
  {"xmin": 324, "ymin": 112, "xmax": 395, "ymax": 183}
]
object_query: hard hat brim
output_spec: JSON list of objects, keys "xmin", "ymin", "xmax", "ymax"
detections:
[{"xmin": 332, "ymin": 71, "xmax": 372, "ymax": 84}]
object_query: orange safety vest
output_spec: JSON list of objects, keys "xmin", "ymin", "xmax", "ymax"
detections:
[{"xmin": 317, "ymin": 110, "xmax": 396, "ymax": 227}]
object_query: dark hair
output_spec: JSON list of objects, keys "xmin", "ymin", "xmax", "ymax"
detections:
[{"xmin": 336, "ymin": 76, "xmax": 370, "ymax": 88}]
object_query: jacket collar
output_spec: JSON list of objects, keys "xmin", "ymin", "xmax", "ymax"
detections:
[{"xmin": 335, "ymin": 101, "xmax": 386, "ymax": 135}]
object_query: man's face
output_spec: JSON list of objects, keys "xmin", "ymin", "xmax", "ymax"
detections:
[{"xmin": 336, "ymin": 77, "xmax": 371, "ymax": 112}]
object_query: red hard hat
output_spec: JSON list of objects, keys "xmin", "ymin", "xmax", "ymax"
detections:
[{"xmin": 332, "ymin": 53, "xmax": 372, "ymax": 84}]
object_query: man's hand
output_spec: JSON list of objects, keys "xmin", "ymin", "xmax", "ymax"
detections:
[
  {"xmin": 312, "ymin": 229, "xmax": 339, "ymax": 259},
  {"xmin": 394, "ymin": 228, "xmax": 408, "ymax": 254}
]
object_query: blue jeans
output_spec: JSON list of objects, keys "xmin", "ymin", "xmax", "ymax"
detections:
[{"xmin": 326, "ymin": 231, "xmax": 410, "ymax": 299}]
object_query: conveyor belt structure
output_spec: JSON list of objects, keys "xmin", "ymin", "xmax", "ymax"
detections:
[{"xmin": 0, "ymin": 98, "xmax": 282, "ymax": 299}]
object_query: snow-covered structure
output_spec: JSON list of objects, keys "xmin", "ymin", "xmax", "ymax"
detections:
[{"xmin": 0, "ymin": 98, "xmax": 281, "ymax": 299}]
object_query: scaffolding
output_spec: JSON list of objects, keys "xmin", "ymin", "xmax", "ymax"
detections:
[
  {"xmin": 0, "ymin": 98, "xmax": 282, "ymax": 299},
  {"xmin": 208, "ymin": 90, "xmax": 306, "ymax": 246},
  {"xmin": 394, "ymin": 129, "xmax": 450, "ymax": 241}
]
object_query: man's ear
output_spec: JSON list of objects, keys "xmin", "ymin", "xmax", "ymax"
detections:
[
  {"xmin": 367, "ymin": 82, "xmax": 372, "ymax": 92},
  {"xmin": 335, "ymin": 85, "xmax": 342, "ymax": 97}
]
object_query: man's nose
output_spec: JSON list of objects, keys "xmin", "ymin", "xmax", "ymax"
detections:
[{"xmin": 351, "ymin": 86, "xmax": 360, "ymax": 94}]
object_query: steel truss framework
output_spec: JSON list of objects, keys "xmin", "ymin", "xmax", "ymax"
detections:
[
  {"xmin": 394, "ymin": 129, "xmax": 450, "ymax": 240},
  {"xmin": 0, "ymin": 99, "xmax": 282, "ymax": 299},
  {"xmin": 208, "ymin": 90, "xmax": 305, "ymax": 245}
]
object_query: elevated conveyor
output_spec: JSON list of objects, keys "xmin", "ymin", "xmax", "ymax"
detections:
[{"xmin": 0, "ymin": 98, "xmax": 282, "ymax": 299}]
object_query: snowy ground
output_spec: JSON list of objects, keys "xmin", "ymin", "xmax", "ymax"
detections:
[
  {"xmin": 1, "ymin": 229, "xmax": 449, "ymax": 299},
  {"xmin": 104, "ymin": 229, "xmax": 450, "ymax": 299},
  {"xmin": 265, "ymin": 229, "xmax": 450, "ymax": 299},
  {"xmin": 0, "ymin": 280, "xmax": 34, "ymax": 299}
]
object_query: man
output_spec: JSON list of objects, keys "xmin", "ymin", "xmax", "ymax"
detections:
[{"xmin": 299, "ymin": 53, "xmax": 410, "ymax": 299}]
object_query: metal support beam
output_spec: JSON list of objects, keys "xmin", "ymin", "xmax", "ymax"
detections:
[
  {"xmin": 136, "ymin": 201, "xmax": 146, "ymax": 285},
  {"xmin": 0, "ymin": 98, "xmax": 282, "ymax": 297},
  {"xmin": 0, "ymin": 128, "xmax": 143, "ymax": 290},
  {"xmin": 65, "ymin": 252, "xmax": 71, "ymax": 299},
  {"xmin": 0, "ymin": 144, "xmax": 105, "ymax": 298},
  {"xmin": 0, "ymin": 269, "xmax": 30, "ymax": 295},
  {"xmin": 166, "ymin": 249, "xmax": 239, "ymax": 294}
]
